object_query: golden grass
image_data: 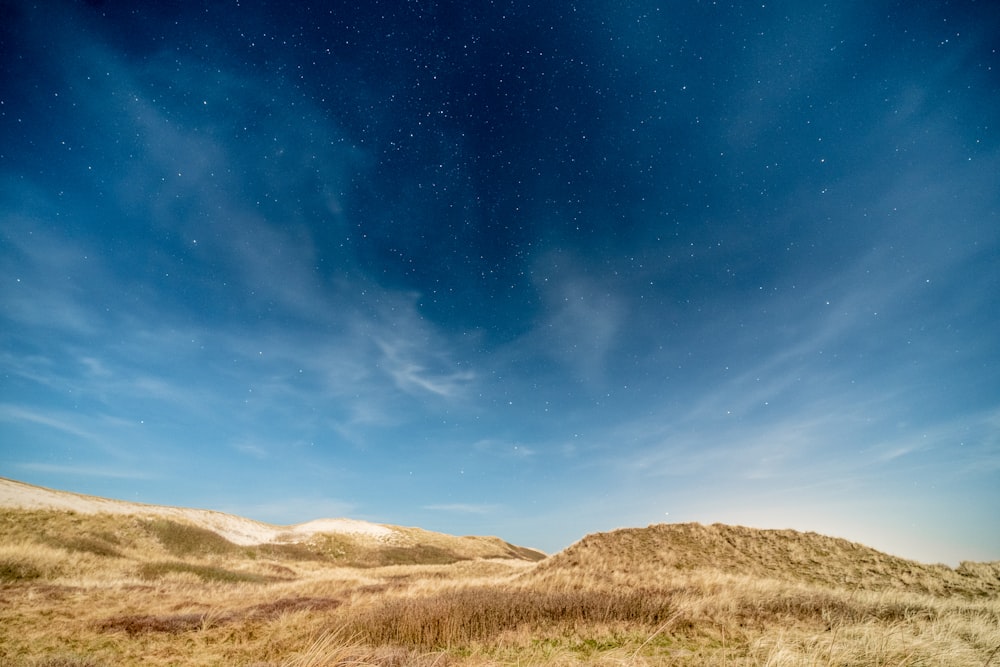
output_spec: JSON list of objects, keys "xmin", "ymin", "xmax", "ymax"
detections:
[{"xmin": 1, "ymin": 511, "xmax": 997, "ymax": 667}]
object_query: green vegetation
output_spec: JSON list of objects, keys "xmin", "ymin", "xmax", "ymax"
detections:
[
  {"xmin": 245, "ymin": 541, "xmax": 327, "ymax": 562},
  {"xmin": 299, "ymin": 534, "xmax": 466, "ymax": 566},
  {"xmin": 137, "ymin": 560, "xmax": 274, "ymax": 584},
  {"xmin": 42, "ymin": 535, "xmax": 123, "ymax": 558},
  {"xmin": 0, "ymin": 557, "xmax": 42, "ymax": 582},
  {"xmin": 368, "ymin": 543, "xmax": 464, "ymax": 566},
  {"xmin": 142, "ymin": 519, "xmax": 240, "ymax": 557}
]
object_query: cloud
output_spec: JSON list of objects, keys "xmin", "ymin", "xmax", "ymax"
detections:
[
  {"xmin": 377, "ymin": 338, "xmax": 476, "ymax": 398},
  {"xmin": 0, "ymin": 9, "xmax": 484, "ymax": 461},
  {"xmin": 472, "ymin": 439, "xmax": 536, "ymax": 459},
  {"xmin": 6, "ymin": 4, "xmax": 365, "ymax": 329},
  {"xmin": 0, "ymin": 405, "xmax": 105, "ymax": 443},
  {"xmin": 423, "ymin": 503, "xmax": 500, "ymax": 515},
  {"xmin": 231, "ymin": 441, "xmax": 270, "ymax": 461},
  {"xmin": 13, "ymin": 462, "xmax": 154, "ymax": 480},
  {"xmin": 526, "ymin": 249, "xmax": 625, "ymax": 385},
  {"xmin": 373, "ymin": 307, "xmax": 477, "ymax": 400},
  {"xmin": 0, "ymin": 196, "xmax": 112, "ymax": 338}
]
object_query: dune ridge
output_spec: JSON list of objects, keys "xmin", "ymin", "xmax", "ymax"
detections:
[
  {"xmin": 0, "ymin": 476, "xmax": 545, "ymax": 562},
  {"xmin": 527, "ymin": 522, "xmax": 1000, "ymax": 597},
  {"xmin": 2, "ymin": 477, "xmax": 998, "ymax": 666}
]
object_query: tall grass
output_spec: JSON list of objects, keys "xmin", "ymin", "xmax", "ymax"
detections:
[
  {"xmin": 344, "ymin": 586, "xmax": 679, "ymax": 648},
  {"xmin": 2, "ymin": 510, "xmax": 998, "ymax": 667}
]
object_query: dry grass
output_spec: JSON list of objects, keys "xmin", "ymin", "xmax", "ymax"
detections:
[
  {"xmin": 342, "ymin": 585, "xmax": 679, "ymax": 648},
  {"xmin": 1, "ymin": 510, "xmax": 997, "ymax": 667},
  {"xmin": 527, "ymin": 523, "xmax": 1000, "ymax": 597}
]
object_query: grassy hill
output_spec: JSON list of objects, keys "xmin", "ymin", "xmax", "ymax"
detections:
[
  {"xmin": 0, "ymin": 477, "xmax": 545, "ymax": 576},
  {"xmin": 1, "ymin": 479, "xmax": 998, "ymax": 666},
  {"xmin": 526, "ymin": 522, "xmax": 1000, "ymax": 597}
]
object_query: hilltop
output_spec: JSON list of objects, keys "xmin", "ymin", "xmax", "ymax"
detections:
[
  {"xmin": 0, "ymin": 476, "xmax": 546, "ymax": 568},
  {"xmin": 526, "ymin": 522, "xmax": 1000, "ymax": 597}
]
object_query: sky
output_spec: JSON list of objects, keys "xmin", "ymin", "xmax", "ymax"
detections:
[{"xmin": 1, "ymin": 0, "xmax": 998, "ymax": 566}]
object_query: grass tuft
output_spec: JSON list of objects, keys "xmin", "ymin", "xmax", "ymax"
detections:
[
  {"xmin": 138, "ymin": 560, "xmax": 273, "ymax": 583},
  {"xmin": 372, "ymin": 544, "xmax": 464, "ymax": 567},
  {"xmin": 0, "ymin": 557, "xmax": 43, "ymax": 582},
  {"xmin": 42, "ymin": 535, "xmax": 123, "ymax": 559},
  {"xmin": 0, "ymin": 542, "xmax": 65, "ymax": 581},
  {"xmin": 142, "ymin": 519, "xmax": 240, "ymax": 557}
]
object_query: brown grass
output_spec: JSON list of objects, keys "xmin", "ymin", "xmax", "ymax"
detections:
[
  {"xmin": 343, "ymin": 585, "xmax": 679, "ymax": 648},
  {"xmin": 1, "ymin": 510, "xmax": 997, "ymax": 667},
  {"xmin": 527, "ymin": 523, "xmax": 1000, "ymax": 597}
]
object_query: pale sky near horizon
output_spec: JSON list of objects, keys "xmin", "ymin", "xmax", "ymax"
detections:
[{"xmin": 2, "ymin": 0, "xmax": 998, "ymax": 565}]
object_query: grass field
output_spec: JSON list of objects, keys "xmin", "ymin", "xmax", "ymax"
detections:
[{"xmin": 1, "ymin": 509, "xmax": 998, "ymax": 666}]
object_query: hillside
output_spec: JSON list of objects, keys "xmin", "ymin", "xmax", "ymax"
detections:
[
  {"xmin": 2, "ymin": 479, "xmax": 998, "ymax": 666},
  {"xmin": 525, "ymin": 522, "xmax": 1000, "ymax": 597},
  {"xmin": 0, "ymin": 476, "xmax": 545, "ymax": 569}
]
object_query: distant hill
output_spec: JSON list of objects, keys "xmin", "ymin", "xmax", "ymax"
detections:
[
  {"xmin": 525, "ymin": 522, "xmax": 1000, "ymax": 597},
  {"xmin": 0, "ymin": 477, "xmax": 546, "ymax": 567}
]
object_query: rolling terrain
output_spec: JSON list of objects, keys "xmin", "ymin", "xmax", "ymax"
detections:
[
  {"xmin": 1, "ymin": 478, "xmax": 997, "ymax": 666},
  {"xmin": 0, "ymin": 477, "xmax": 545, "ymax": 565}
]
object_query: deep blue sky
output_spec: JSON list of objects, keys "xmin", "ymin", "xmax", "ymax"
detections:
[{"xmin": 2, "ymin": 0, "xmax": 998, "ymax": 564}]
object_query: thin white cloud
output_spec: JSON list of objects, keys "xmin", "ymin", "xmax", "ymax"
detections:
[
  {"xmin": 0, "ymin": 3, "xmax": 490, "ymax": 473},
  {"xmin": 423, "ymin": 503, "xmax": 499, "ymax": 514},
  {"xmin": 231, "ymin": 441, "xmax": 270, "ymax": 460},
  {"xmin": 0, "ymin": 200, "xmax": 109, "ymax": 338},
  {"xmin": 15, "ymin": 462, "xmax": 154, "ymax": 480},
  {"xmin": 375, "ymin": 334, "xmax": 476, "ymax": 400},
  {"xmin": 472, "ymin": 438, "xmax": 536, "ymax": 458},
  {"xmin": 0, "ymin": 405, "xmax": 102, "ymax": 442},
  {"xmin": 527, "ymin": 249, "xmax": 625, "ymax": 385}
]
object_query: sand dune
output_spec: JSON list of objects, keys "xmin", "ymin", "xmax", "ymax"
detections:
[{"xmin": 0, "ymin": 476, "xmax": 395, "ymax": 545}]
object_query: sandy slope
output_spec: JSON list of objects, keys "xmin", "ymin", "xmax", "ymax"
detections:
[{"xmin": 0, "ymin": 477, "xmax": 396, "ymax": 546}]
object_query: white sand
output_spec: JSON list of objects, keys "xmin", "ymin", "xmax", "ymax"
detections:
[{"xmin": 289, "ymin": 518, "xmax": 395, "ymax": 539}]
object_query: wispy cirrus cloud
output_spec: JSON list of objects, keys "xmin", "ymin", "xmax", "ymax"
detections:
[
  {"xmin": 423, "ymin": 503, "xmax": 500, "ymax": 515},
  {"xmin": 14, "ymin": 462, "xmax": 154, "ymax": 480},
  {"xmin": 527, "ymin": 250, "xmax": 625, "ymax": 386},
  {"xmin": 0, "ymin": 404, "xmax": 110, "ymax": 443},
  {"xmin": 375, "ymin": 333, "xmax": 476, "ymax": 400},
  {"xmin": 471, "ymin": 439, "xmax": 536, "ymax": 459}
]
